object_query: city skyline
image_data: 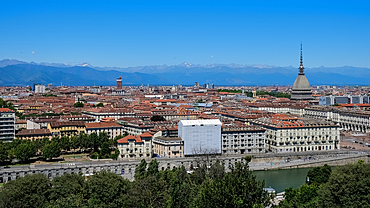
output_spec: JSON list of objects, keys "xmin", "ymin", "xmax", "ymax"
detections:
[{"xmin": 1, "ymin": 1, "xmax": 370, "ymax": 68}]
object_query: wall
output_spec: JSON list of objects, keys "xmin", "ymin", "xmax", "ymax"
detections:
[{"xmin": 0, "ymin": 150, "xmax": 368, "ymax": 183}]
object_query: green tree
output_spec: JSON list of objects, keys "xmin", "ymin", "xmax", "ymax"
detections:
[
  {"xmin": 147, "ymin": 159, "xmax": 159, "ymax": 177},
  {"xmin": 48, "ymin": 173, "xmax": 85, "ymax": 207},
  {"xmin": 59, "ymin": 136, "xmax": 71, "ymax": 151},
  {"xmin": 110, "ymin": 149, "xmax": 120, "ymax": 160},
  {"xmin": 0, "ymin": 143, "xmax": 9, "ymax": 163},
  {"xmin": 306, "ymin": 164, "xmax": 331, "ymax": 185},
  {"xmin": 318, "ymin": 161, "xmax": 370, "ymax": 208},
  {"xmin": 96, "ymin": 102, "xmax": 104, "ymax": 107},
  {"xmin": 74, "ymin": 102, "xmax": 84, "ymax": 108},
  {"xmin": 98, "ymin": 131, "xmax": 109, "ymax": 147},
  {"xmin": 90, "ymin": 132, "xmax": 100, "ymax": 152},
  {"xmin": 83, "ymin": 170, "xmax": 129, "ymax": 208},
  {"xmin": 135, "ymin": 159, "xmax": 147, "ymax": 180},
  {"xmin": 279, "ymin": 184, "xmax": 320, "ymax": 208},
  {"xmin": 14, "ymin": 140, "xmax": 37, "ymax": 162},
  {"xmin": 7, "ymin": 148, "xmax": 15, "ymax": 162},
  {"xmin": 80, "ymin": 133, "xmax": 92, "ymax": 150},
  {"xmin": 70, "ymin": 135, "xmax": 80, "ymax": 153},
  {"xmin": 208, "ymin": 160, "xmax": 225, "ymax": 180},
  {"xmin": 193, "ymin": 157, "xmax": 272, "ymax": 208},
  {"xmin": 165, "ymin": 166, "xmax": 194, "ymax": 208},
  {"xmin": 42, "ymin": 141, "xmax": 61, "ymax": 160},
  {"xmin": 100, "ymin": 142, "xmax": 110, "ymax": 157},
  {"xmin": 128, "ymin": 174, "xmax": 169, "ymax": 208},
  {"xmin": 0, "ymin": 174, "xmax": 51, "ymax": 208}
]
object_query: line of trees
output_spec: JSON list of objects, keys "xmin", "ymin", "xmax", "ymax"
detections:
[
  {"xmin": 0, "ymin": 132, "xmax": 126, "ymax": 164},
  {"xmin": 0, "ymin": 157, "xmax": 273, "ymax": 208},
  {"xmin": 1, "ymin": 157, "xmax": 369, "ymax": 207}
]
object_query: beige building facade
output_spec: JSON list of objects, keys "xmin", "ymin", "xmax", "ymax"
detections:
[
  {"xmin": 252, "ymin": 115, "xmax": 340, "ymax": 153},
  {"xmin": 153, "ymin": 136, "xmax": 184, "ymax": 158},
  {"xmin": 117, "ymin": 132, "xmax": 153, "ymax": 159}
]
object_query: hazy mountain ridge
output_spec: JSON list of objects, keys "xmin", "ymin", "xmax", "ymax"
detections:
[{"xmin": 0, "ymin": 59, "xmax": 369, "ymax": 86}]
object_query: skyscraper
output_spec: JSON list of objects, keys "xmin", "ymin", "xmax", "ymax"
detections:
[{"xmin": 291, "ymin": 44, "xmax": 312, "ymax": 100}]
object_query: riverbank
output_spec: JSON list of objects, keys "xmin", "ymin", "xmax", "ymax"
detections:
[{"xmin": 249, "ymin": 150, "xmax": 368, "ymax": 171}]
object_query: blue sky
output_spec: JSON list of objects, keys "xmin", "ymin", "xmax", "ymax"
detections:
[{"xmin": 1, "ymin": 0, "xmax": 369, "ymax": 68}]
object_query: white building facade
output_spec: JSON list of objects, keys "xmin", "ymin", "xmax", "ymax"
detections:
[
  {"xmin": 178, "ymin": 119, "xmax": 222, "ymax": 156},
  {"xmin": 34, "ymin": 84, "xmax": 46, "ymax": 94}
]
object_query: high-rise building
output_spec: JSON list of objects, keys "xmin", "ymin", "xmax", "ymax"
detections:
[
  {"xmin": 0, "ymin": 108, "xmax": 15, "ymax": 142},
  {"xmin": 291, "ymin": 44, "xmax": 312, "ymax": 100},
  {"xmin": 34, "ymin": 84, "xmax": 46, "ymax": 93},
  {"xmin": 117, "ymin": 76, "xmax": 122, "ymax": 89}
]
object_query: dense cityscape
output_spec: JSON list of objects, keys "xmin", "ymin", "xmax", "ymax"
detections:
[
  {"xmin": 0, "ymin": 47, "xmax": 370, "ymax": 207},
  {"xmin": 1, "ymin": 1, "xmax": 370, "ymax": 207}
]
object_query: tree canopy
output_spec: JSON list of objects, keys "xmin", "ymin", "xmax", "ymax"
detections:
[
  {"xmin": 74, "ymin": 102, "xmax": 84, "ymax": 108},
  {"xmin": 0, "ymin": 157, "xmax": 273, "ymax": 208}
]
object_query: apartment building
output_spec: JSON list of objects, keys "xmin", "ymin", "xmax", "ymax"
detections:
[
  {"xmin": 0, "ymin": 108, "xmax": 15, "ymax": 142},
  {"xmin": 221, "ymin": 123, "xmax": 266, "ymax": 155},
  {"xmin": 47, "ymin": 121, "xmax": 85, "ymax": 137},
  {"xmin": 85, "ymin": 122, "xmax": 124, "ymax": 139},
  {"xmin": 305, "ymin": 106, "xmax": 370, "ymax": 133},
  {"xmin": 117, "ymin": 132, "xmax": 153, "ymax": 159},
  {"xmin": 153, "ymin": 136, "xmax": 184, "ymax": 158},
  {"xmin": 251, "ymin": 114, "xmax": 340, "ymax": 153}
]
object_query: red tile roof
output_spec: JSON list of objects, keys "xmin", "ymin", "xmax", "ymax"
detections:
[
  {"xmin": 0, "ymin": 108, "xmax": 14, "ymax": 113},
  {"xmin": 85, "ymin": 122, "xmax": 122, "ymax": 129},
  {"xmin": 16, "ymin": 129, "xmax": 52, "ymax": 136},
  {"xmin": 140, "ymin": 132, "xmax": 153, "ymax": 137},
  {"xmin": 117, "ymin": 135, "xmax": 144, "ymax": 144}
]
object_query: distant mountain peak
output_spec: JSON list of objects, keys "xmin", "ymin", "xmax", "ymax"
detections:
[
  {"xmin": 1, "ymin": 59, "xmax": 370, "ymax": 86},
  {"xmin": 77, "ymin": 63, "xmax": 92, "ymax": 67}
]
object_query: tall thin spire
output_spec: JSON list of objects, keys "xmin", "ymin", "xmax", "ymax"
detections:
[{"xmin": 299, "ymin": 43, "xmax": 305, "ymax": 75}]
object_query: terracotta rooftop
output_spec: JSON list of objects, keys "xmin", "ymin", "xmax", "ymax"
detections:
[
  {"xmin": 117, "ymin": 135, "xmax": 144, "ymax": 144},
  {"xmin": 49, "ymin": 121, "xmax": 85, "ymax": 128},
  {"xmin": 85, "ymin": 122, "xmax": 122, "ymax": 129},
  {"xmin": 16, "ymin": 129, "xmax": 52, "ymax": 136},
  {"xmin": 0, "ymin": 108, "xmax": 14, "ymax": 113}
]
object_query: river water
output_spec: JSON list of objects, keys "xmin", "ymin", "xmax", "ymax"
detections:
[{"xmin": 253, "ymin": 168, "xmax": 312, "ymax": 193}]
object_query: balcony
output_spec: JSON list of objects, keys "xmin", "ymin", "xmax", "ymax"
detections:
[{"xmin": 0, "ymin": 128, "xmax": 14, "ymax": 131}]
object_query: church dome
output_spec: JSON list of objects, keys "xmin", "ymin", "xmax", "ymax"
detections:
[{"xmin": 292, "ymin": 74, "xmax": 311, "ymax": 90}]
